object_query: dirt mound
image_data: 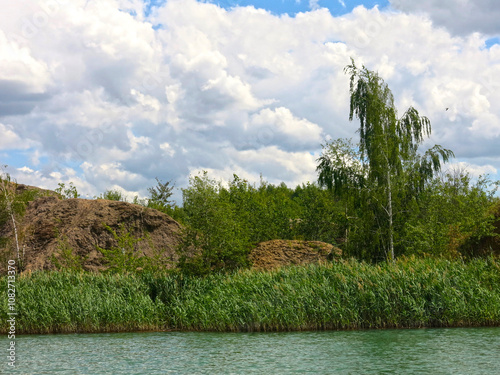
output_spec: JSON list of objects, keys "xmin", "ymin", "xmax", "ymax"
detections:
[
  {"xmin": 13, "ymin": 182, "xmax": 61, "ymax": 199},
  {"xmin": 2, "ymin": 196, "xmax": 182, "ymax": 272},
  {"xmin": 249, "ymin": 240, "xmax": 342, "ymax": 270}
]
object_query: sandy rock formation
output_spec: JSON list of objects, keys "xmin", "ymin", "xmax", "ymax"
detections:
[{"xmin": 249, "ymin": 239, "xmax": 342, "ymax": 270}]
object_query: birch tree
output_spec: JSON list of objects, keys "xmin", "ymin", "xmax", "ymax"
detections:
[{"xmin": 318, "ymin": 60, "xmax": 454, "ymax": 261}]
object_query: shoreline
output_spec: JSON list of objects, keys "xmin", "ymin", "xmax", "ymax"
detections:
[
  {"xmin": 2, "ymin": 257, "xmax": 500, "ymax": 335},
  {"xmin": 7, "ymin": 323, "xmax": 500, "ymax": 336}
]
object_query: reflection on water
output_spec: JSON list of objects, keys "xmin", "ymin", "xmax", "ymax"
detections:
[{"xmin": 2, "ymin": 327, "xmax": 500, "ymax": 374}]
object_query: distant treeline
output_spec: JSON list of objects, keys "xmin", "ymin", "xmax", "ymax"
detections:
[
  {"xmin": 1, "ymin": 257, "xmax": 499, "ymax": 334},
  {"xmin": 169, "ymin": 169, "xmax": 499, "ymax": 274}
]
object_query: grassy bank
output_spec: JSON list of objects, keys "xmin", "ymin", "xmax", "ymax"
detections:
[{"xmin": 2, "ymin": 257, "xmax": 500, "ymax": 334}]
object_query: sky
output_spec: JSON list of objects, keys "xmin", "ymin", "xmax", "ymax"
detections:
[{"xmin": 1, "ymin": 0, "xmax": 500, "ymax": 202}]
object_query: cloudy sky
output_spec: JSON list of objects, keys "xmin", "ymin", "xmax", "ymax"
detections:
[{"xmin": 1, "ymin": 0, "xmax": 500, "ymax": 201}]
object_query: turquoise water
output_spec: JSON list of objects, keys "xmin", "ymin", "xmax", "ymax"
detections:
[{"xmin": 2, "ymin": 328, "xmax": 500, "ymax": 374}]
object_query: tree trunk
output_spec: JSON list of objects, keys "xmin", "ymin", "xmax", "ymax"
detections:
[{"xmin": 387, "ymin": 169, "xmax": 395, "ymax": 261}]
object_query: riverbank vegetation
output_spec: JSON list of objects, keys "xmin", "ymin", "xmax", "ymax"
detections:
[
  {"xmin": 1, "ymin": 257, "xmax": 499, "ymax": 334},
  {"xmin": 1, "ymin": 62, "xmax": 500, "ymax": 334}
]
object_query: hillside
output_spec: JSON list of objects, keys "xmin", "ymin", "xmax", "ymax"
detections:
[{"xmin": 0, "ymin": 184, "xmax": 182, "ymax": 272}]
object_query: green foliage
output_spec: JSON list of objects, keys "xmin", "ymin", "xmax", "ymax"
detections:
[
  {"xmin": 0, "ymin": 166, "xmax": 48, "ymax": 266},
  {"xmin": 0, "ymin": 271, "xmax": 163, "ymax": 334},
  {"xmin": 96, "ymin": 225, "xmax": 147, "ymax": 273},
  {"xmin": 55, "ymin": 182, "xmax": 80, "ymax": 199},
  {"xmin": 318, "ymin": 60, "xmax": 454, "ymax": 261},
  {"xmin": 403, "ymin": 170, "xmax": 499, "ymax": 258},
  {"xmin": 95, "ymin": 225, "xmax": 173, "ymax": 274},
  {"xmin": 317, "ymin": 138, "xmax": 365, "ymax": 198},
  {"xmin": 132, "ymin": 195, "xmax": 147, "ymax": 206},
  {"xmin": 2, "ymin": 257, "xmax": 499, "ymax": 334},
  {"xmin": 98, "ymin": 189, "xmax": 125, "ymax": 201},
  {"xmin": 0, "ymin": 176, "xmax": 11, "ymax": 229},
  {"xmin": 50, "ymin": 236, "xmax": 87, "ymax": 272},
  {"xmin": 178, "ymin": 172, "xmax": 252, "ymax": 275},
  {"xmin": 316, "ymin": 137, "xmax": 498, "ymax": 261},
  {"xmin": 177, "ymin": 172, "xmax": 346, "ymax": 275},
  {"xmin": 148, "ymin": 177, "xmax": 174, "ymax": 210},
  {"xmin": 291, "ymin": 183, "xmax": 342, "ymax": 243}
]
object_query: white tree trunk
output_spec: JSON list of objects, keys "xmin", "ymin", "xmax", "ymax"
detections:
[{"xmin": 387, "ymin": 169, "xmax": 394, "ymax": 261}]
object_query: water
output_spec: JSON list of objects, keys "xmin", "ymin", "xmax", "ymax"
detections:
[{"xmin": 2, "ymin": 328, "xmax": 500, "ymax": 374}]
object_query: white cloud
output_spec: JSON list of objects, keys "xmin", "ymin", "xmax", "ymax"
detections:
[
  {"xmin": 389, "ymin": 0, "xmax": 500, "ymax": 36},
  {"xmin": 309, "ymin": 0, "xmax": 321, "ymax": 11},
  {"xmin": 229, "ymin": 145, "xmax": 318, "ymax": 185},
  {"xmin": 11, "ymin": 165, "xmax": 96, "ymax": 198},
  {"xmin": 160, "ymin": 142, "xmax": 175, "ymax": 157},
  {"xmin": 445, "ymin": 162, "xmax": 498, "ymax": 178},
  {"xmin": 0, "ymin": 30, "xmax": 50, "ymax": 93},
  {"xmin": 0, "ymin": 123, "xmax": 28, "ymax": 150},
  {"xmin": 1, "ymin": 0, "xmax": 499, "ymax": 200},
  {"xmin": 248, "ymin": 107, "xmax": 323, "ymax": 150},
  {"xmin": 17, "ymin": 166, "xmax": 34, "ymax": 174}
]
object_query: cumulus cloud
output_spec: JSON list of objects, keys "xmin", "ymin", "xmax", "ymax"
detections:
[
  {"xmin": 445, "ymin": 162, "xmax": 498, "ymax": 178},
  {"xmin": 309, "ymin": 0, "xmax": 321, "ymax": 11},
  {"xmin": 389, "ymin": 0, "xmax": 500, "ymax": 36},
  {"xmin": 1, "ymin": 0, "xmax": 499, "ymax": 201},
  {"xmin": 0, "ymin": 123, "xmax": 28, "ymax": 150},
  {"xmin": 244, "ymin": 107, "xmax": 324, "ymax": 151}
]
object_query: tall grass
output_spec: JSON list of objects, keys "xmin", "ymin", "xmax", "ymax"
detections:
[
  {"xmin": 0, "ymin": 272, "xmax": 164, "ymax": 334},
  {"xmin": 1, "ymin": 257, "xmax": 500, "ymax": 334}
]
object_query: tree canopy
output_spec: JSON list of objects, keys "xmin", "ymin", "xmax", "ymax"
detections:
[{"xmin": 318, "ymin": 59, "xmax": 454, "ymax": 260}]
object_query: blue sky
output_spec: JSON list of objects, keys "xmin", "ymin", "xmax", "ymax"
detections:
[
  {"xmin": 485, "ymin": 37, "xmax": 500, "ymax": 49},
  {"xmin": 144, "ymin": 0, "xmax": 391, "ymax": 17},
  {"xmin": 1, "ymin": 0, "xmax": 500, "ymax": 199},
  {"xmin": 206, "ymin": 0, "xmax": 390, "ymax": 16}
]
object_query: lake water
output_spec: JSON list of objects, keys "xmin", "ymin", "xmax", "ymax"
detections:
[{"xmin": 2, "ymin": 327, "xmax": 500, "ymax": 374}]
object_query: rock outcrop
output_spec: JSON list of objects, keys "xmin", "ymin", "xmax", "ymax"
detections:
[
  {"xmin": 249, "ymin": 239, "xmax": 342, "ymax": 270},
  {"xmin": 1, "ymin": 194, "xmax": 182, "ymax": 272}
]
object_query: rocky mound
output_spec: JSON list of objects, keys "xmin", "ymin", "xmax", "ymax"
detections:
[
  {"xmin": 12, "ymin": 182, "xmax": 61, "ymax": 199},
  {"xmin": 249, "ymin": 240, "xmax": 342, "ymax": 270},
  {"xmin": 1, "ymin": 195, "xmax": 182, "ymax": 272}
]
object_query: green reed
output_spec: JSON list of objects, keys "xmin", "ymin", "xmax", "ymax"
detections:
[
  {"xmin": 0, "ymin": 271, "xmax": 164, "ymax": 334},
  {"xmin": 1, "ymin": 257, "xmax": 499, "ymax": 334}
]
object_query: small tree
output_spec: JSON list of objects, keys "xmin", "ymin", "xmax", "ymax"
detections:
[
  {"xmin": 177, "ymin": 172, "xmax": 251, "ymax": 275},
  {"xmin": 318, "ymin": 60, "xmax": 454, "ymax": 261},
  {"xmin": 147, "ymin": 177, "xmax": 174, "ymax": 210},
  {"xmin": 0, "ymin": 167, "xmax": 22, "ymax": 264},
  {"xmin": 55, "ymin": 182, "xmax": 80, "ymax": 199}
]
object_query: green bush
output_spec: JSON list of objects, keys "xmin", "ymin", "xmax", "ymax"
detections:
[
  {"xmin": 177, "ymin": 172, "xmax": 251, "ymax": 275},
  {"xmin": 402, "ymin": 171, "xmax": 499, "ymax": 258},
  {"xmin": 98, "ymin": 189, "xmax": 125, "ymax": 202}
]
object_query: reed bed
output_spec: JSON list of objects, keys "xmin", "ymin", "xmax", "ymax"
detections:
[{"xmin": 1, "ymin": 257, "xmax": 500, "ymax": 334}]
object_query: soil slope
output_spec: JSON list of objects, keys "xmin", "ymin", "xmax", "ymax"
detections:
[{"xmin": 2, "ymin": 194, "xmax": 182, "ymax": 272}]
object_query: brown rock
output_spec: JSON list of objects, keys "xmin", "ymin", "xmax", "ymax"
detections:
[
  {"xmin": 249, "ymin": 239, "xmax": 342, "ymax": 270},
  {"xmin": 2, "ymin": 195, "xmax": 182, "ymax": 272}
]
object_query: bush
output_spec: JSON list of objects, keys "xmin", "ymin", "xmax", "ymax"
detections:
[
  {"xmin": 177, "ymin": 172, "xmax": 251, "ymax": 275},
  {"xmin": 402, "ymin": 171, "xmax": 499, "ymax": 258}
]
